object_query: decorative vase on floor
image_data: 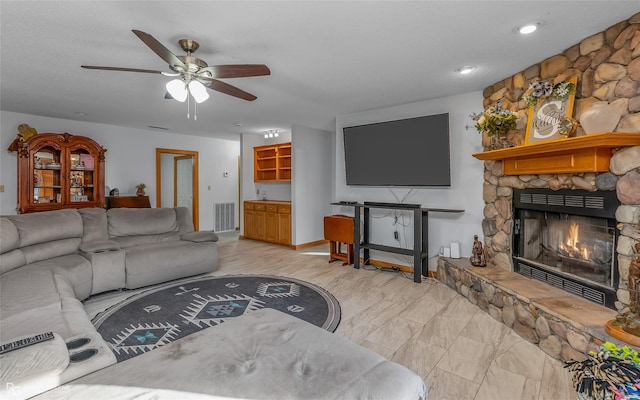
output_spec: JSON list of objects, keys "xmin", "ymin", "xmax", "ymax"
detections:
[{"xmin": 579, "ymin": 101, "xmax": 621, "ymax": 134}]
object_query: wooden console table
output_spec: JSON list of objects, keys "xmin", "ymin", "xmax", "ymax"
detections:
[
  {"xmin": 332, "ymin": 203, "xmax": 464, "ymax": 283},
  {"xmin": 107, "ymin": 196, "xmax": 150, "ymax": 209}
]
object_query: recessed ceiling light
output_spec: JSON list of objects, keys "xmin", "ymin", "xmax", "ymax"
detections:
[
  {"xmin": 456, "ymin": 66, "xmax": 476, "ymax": 75},
  {"xmin": 516, "ymin": 21, "xmax": 543, "ymax": 35}
]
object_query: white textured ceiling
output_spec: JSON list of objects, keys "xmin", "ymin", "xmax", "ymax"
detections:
[{"xmin": 1, "ymin": 1, "xmax": 638, "ymax": 140}]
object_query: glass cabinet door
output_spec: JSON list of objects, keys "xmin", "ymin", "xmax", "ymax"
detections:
[
  {"xmin": 69, "ymin": 150, "xmax": 95, "ymax": 203},
  {"xmin": 33, "ymin": 148, "xmax": 62, "ymax": 204}
]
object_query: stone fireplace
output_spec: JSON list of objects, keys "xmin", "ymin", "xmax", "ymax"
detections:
[
  {"xmin": 472, "ymin": 12, "xmax": 640, "ymax": 312},
  {"xmin": 477, "ymin": 145, "xmax": 640, "ymax": 312}
]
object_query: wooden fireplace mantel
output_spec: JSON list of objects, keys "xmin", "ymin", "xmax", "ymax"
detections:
[{"xmin": 472, "ymin": 132, "xmax": 640, "ymax": 175}]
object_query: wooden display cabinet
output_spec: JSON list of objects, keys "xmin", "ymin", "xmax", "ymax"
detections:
[
  {"xmin": 15, "ymin": 133, "xmax": 107, "ymax": 213},
  {"xmin": 254, "ymin": 142, "xmax": 292, "ymax": 182}
]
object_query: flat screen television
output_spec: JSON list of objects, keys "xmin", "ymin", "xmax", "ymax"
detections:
[{"xmin": 343, "ymin": 113, "xmax": 450, "ymax": 187}]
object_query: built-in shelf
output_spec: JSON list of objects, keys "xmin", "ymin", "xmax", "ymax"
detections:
[{"xmin": 472, "ymin": 132, "xmax": 640, "ymax": 175}]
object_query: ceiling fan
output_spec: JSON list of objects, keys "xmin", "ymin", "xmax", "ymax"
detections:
[{"xmin": 82, "ymin": 30, "xmax": 270, "ymax": 102}]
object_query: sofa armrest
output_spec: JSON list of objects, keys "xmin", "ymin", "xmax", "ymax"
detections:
[
  {"xmin": 180, "ymin": 231, "xmax": 219, "ymax": 243},
  {"xmin": 78, "ymin": 240, "xmax": 121, "ymax": 253},
  {"xmin": 0, "ymin": 332, "xmax": 70, "ymax": 400}
]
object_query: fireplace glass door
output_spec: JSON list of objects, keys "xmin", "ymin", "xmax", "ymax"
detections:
[{"xmin": 518, "ymin": 210, "xmax": 615, "ymax": 288}]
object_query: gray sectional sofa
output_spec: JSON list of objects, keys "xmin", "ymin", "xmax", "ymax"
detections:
[
  {"xmin": 0, "ymin": 207, "xmax": 218, "ymax": 399},
  {"xmin": 1, "ymin": 207, "xmax": 427, "ymax": 400}
]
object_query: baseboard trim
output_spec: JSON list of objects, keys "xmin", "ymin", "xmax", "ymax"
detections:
[{"xmin": 292, "ymin": 239, "xmax": 328, "ymax": 250}]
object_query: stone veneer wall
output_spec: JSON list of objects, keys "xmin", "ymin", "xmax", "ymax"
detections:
[{"xmin": 479, "ymin": 13, "xmax": 640, "ymax": 311}]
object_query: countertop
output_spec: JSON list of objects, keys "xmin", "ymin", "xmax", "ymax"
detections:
[{"xmin": 244, "ymin": 200, "xmax": 291, "ymax": 206}]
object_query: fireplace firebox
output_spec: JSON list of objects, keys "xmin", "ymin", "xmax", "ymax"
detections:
[{"xmin": 513, "ymin": 189, "xmax": 620, "ymax": 309}]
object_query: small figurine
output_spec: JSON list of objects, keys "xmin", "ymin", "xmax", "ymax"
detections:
[
  {"xmin": 470, "ymin": 234, "xmax": 486, "ymax": 267},
  {"xmin": 8, "ymin": 123, "xmax": 38, "ymax": 152}
]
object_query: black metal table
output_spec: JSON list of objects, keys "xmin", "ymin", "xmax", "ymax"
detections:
[{"xmin": 332, "ymin": 203, "xmax": 464, "ymax": 283}]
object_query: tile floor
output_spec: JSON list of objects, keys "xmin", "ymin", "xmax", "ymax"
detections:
[{"xmin": 84, "ymin": 234, "xmax": 578, "ymax": 399}]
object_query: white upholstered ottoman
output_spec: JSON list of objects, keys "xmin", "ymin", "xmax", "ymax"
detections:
[{"xmin": 35, "ymin": 308, "xmax": 427, "ymax": 399}]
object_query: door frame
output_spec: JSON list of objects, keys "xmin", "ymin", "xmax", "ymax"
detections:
[{"xmin": 156, "ymin": 148, "xmax": 199, "ymax": 230}]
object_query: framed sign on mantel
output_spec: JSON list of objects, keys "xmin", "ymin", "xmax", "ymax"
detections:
[{"xmin": 525, "ymin": 76, "xmax": 577, "ymax": 145}]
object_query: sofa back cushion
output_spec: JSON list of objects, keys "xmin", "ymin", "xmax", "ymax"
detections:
[
  {"xmin": 107, "ymin": 208, "xmax": 180, "ymax": 247},
  {"xmin": 2, "ymin": 209, "xmax": 83, "ymax": 267},
  {"xmin": 1, "ymin": 218, "xmax": 20, "ymax": 254},
  {"xmin": 78, "ymin": 208, "xmax": 109, "ymax": 242},
  {"xmin": 175, "ymin": 207, "xmax": 195, "ymax": 235},
  {"xmin": 0, "ymin": 218, "xmax": 26, "ymax": 274},
  {"xmin": 5, "ymin": 209, "xmax": 83, "ymax": 247}
]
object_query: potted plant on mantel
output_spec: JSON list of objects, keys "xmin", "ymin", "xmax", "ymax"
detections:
[
  {"xmin": 470, "ymin": 100, "xmax": 518, "ymax": 150},
  {"xmin": 136, "ymin": 183, "xmax": 146, "ymax": 196}
]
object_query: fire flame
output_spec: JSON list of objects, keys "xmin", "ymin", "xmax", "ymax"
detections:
[{"xmin": 561, "ymin": 222, "xmax": 591, "ymax": 260}]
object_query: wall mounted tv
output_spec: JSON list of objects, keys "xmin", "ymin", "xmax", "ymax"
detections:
[{"xmin": 343, "ymin": 113, "xmax": 450, "ymax": 187}]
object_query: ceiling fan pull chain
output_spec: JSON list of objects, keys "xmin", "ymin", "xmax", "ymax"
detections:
[
  {"xmin": 187, "ymin": 94, "xmax": 191, "ymax": 119},
  {"xmin": 194, "ymin": 99, "xmax": 198, "ymax": 121}
]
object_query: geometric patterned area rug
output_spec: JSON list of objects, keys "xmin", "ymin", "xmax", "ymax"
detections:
[{"xmin": 92, "ymin": 274, "xmax": 341, "ymax": 363}]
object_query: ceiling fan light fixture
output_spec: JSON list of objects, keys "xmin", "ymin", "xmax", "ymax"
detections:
[
  {"xmin": 188, "ymin": 80, "xmax": 210, "ymax": 103},
  {"xmin": 166, "ymin": 79, "xmax": 188, "ymax": 102}
]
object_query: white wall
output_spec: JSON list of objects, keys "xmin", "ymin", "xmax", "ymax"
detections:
[
  {"xmin": 0, "ymin": 111, "xmax": 240, "ymax": 231},
  {"xmin": 334, "ymin": 91, "xmax": 485, "ymax": 261},
  {"xmin": 291, "ymin": 125, "xmax": 332, "ymax": 246}
]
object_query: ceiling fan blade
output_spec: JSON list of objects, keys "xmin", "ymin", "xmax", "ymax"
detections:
[
  {"xmin": 81, "ymin": 65, "xmax": 164, "ymax": 74},
  {"xmin": 198, "ymin": 64, "xmax": 271, "ymax": 79},
  {"xmin": 205, "ymin": 79, "xmax": 257, "ymax": 101},
  {"xmin": 132, "ymin": 29, "xmax": 186, "ymax": 69}
]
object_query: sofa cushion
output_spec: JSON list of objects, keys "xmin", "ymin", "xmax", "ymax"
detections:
[
  {"xmin": 78, "ymin": 240, "xmax": 120, "ymax": 253},
  {"xmin": 124, "ymin": 241, "xmax": 217, "ymax": 289},
  {"xmin": 5, "ymin": 209, "xmax": 83, "ymax": 247},
  {"xmin": 110, "ymin": 232, "xmax": 181, "ymax": 248},
  {"xmin": 77, "ymin": 208, "xmax": 109, "ymax": 242},
  {"xmin": 0, "ymin": 271, "xmax": 70, "ymax": 342},
  {"xmin": 0, "ymin": 219, "xmax": 26, "ymax": 275},
  {"xmin": 0, "ymin": 270, "xmax": 61, "ymax": 318},
  {"xmin": 17, "ymin": 255, "xmax": 93, "ymax": 301},
  {"xmin": 0, "ymin": 249, "xmax": 26, "ymax": 275},
  {"xmin": 20, "ymin": 238, "xmax": 82, "ymax": 265},
  {"xmin": 107, "ymin": 208, "xmax": 178, "ymax": 237},
  {"xmin": 0, "ymin": 218, "xmax": 20, "ymax": 254},
  {"xmin": 174, "ymin": 207, "xmax": 194, "ymax": 234},
  {"xmin": 180, "ymin": 231, "xmax": 219, "ymax": 243}
]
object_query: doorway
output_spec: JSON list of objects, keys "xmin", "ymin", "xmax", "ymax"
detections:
[{"xmin": 156, "ymin": 148, "xmax": 199, "ymax": 230}]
